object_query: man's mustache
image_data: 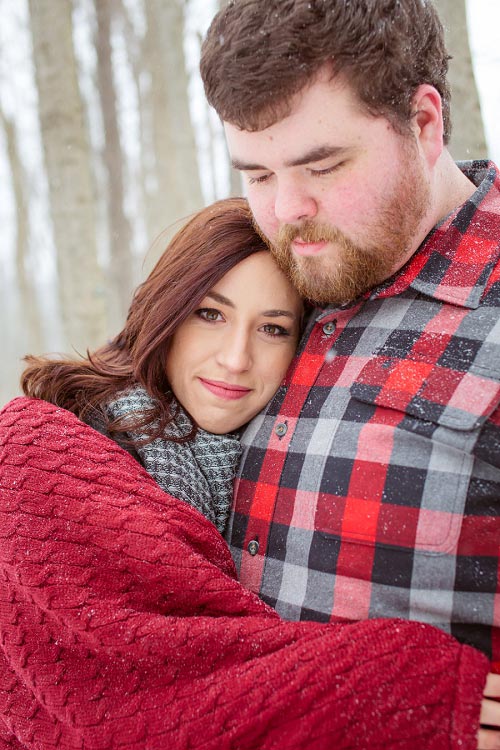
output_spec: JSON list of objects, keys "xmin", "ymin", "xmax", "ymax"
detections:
[{"xmin": 276, "ymin": 221, "xmax": 347, "ymax": 247}]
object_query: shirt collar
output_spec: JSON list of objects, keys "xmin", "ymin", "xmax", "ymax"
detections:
[{"xmin": 374, "ymin": 160, "xmax": 500, "ymax": 309}]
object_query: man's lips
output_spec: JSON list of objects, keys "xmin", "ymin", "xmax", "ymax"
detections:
[
  {"xmin": 199, "ymin": 378, "xmax": 252, "ymax": 400},
  {"xmin": 291, "ymin": 238, "xmax": 328, "ymax": 256}
]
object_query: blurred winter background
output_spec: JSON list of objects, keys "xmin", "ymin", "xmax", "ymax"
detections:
[{"xmin": 0, "ymin": 0, "xmax": 499, "ymax": 403}]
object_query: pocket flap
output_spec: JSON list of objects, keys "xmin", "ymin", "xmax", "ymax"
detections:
[{"xmin": 351, "ymin": 355, "xmax": 500, "ymax": 431}]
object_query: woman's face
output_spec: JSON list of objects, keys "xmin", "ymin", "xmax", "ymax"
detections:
[{"xmin": 165, "ymin": 251, "xmax": 303, "ymax": 434}]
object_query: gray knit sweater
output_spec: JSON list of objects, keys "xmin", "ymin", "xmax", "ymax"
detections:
[{"xmin": 87, "ymin": 385, "xmax": 242, "ymax": 532}]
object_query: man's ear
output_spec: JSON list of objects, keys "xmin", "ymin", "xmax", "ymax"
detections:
[{"xmin": 410, "ymin": 84, "xmax": 444, "ymax": 166}]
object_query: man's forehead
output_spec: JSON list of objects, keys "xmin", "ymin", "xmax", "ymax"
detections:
[{"xmin": 224, "ymin": 75, "xmax": 365, "ymax": 149}]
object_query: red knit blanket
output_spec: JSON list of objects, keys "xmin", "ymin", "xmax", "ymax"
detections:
[{"xmin": 0, "ymin": 397, "xmax": 489, "ymax": 749}]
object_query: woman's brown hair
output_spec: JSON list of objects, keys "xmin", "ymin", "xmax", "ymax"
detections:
[{"xmin": 22, "ymin": 198, "xmax": 268, "ymax": 440}]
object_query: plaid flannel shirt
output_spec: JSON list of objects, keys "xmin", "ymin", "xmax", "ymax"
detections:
[{"xmin": 226, "ymin": 160, "xmax": 500, "ymax": 661}]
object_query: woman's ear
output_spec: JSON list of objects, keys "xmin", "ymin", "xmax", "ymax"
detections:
[{"xmin": 410, "ymin": 84, "xmax": 444, "ymax": 167}]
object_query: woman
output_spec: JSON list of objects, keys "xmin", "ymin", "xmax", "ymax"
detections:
[
  {"xmin": 0, "ymin": 198, "xmax": 495, "ymax": 750},
  {"xmin": 21, "ymin": 197, "xmax": 303, "ymax": 532}
]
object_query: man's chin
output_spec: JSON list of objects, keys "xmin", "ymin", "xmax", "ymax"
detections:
[
  {"xmin": 290, "ymin": 259, "xmax": 383, "ymax": 306},
  {"xmin": 288, "ymin": 267, "xmax": 339, "ymax": 305},
  {"xmin": 269, "ymin": 251, "xmax": 332, "ymax": 304}
]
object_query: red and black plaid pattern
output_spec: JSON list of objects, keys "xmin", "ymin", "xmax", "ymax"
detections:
[{"xmin": 226, "ymin": 161, "xmax": 500, "ymax": 662}]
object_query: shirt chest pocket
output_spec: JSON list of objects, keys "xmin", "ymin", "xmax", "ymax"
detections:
[
  {"xmin": 342, "ymin": 353, "xmax": 500, "ymax": 554},
  {"xmin": 352, "ymin": 353, "xmax": 500, "ymax": 433}
]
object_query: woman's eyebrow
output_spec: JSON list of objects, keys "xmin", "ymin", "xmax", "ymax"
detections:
[
  {"xmin": 206, "ymin": 291, "xmax": 234, "ymax": 307},
  {"xmin": 261, "ymin": 309, "xmax": 298, "ymax": 319},
  {"xmin": 206, "ymin": 292, "xmax": 298, "ymax": 320}
]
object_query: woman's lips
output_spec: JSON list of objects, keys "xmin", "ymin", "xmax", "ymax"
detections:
[
  {"xmin": 291, "ymin": 238, "xmax": 328, "ymax": 256},
  {"xmin": 199, "ymin": 378, "xmax": 252, "ymax": 400}
]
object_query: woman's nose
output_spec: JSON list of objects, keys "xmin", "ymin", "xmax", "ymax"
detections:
[{"xmin": 215, "ymin": 330, "xmax": 252, "ymax": 373}]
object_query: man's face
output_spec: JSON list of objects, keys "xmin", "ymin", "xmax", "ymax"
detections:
[{"xmin": 224, "ymin": 73, "xmax": 432, "ymax": 305}]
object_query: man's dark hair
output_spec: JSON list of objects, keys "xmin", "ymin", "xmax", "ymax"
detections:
[{"xmin": 200, "ymin": 0, "xmax": 452, "ymax": 142}]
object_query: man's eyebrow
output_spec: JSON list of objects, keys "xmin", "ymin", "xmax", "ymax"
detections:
[
  {"xmin": 231, "ymin": 145, "xmax": 348, "ymax": 171},
  {"xmin": 285, "ymin": 145, "xmax": 348, "ymax": 168}
]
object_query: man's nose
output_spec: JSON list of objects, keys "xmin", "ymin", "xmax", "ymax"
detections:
[
  {"xmin": 274, "ymin": 178, "xmax": 318, "ymax": 225},
  {"xmin": 216, "ymin": 328, "xmax": 252, "ymax": 374}
]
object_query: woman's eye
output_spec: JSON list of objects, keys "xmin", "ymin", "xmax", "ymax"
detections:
[
  {"xmin": 196, "ymin": 308, "xmax": 223, "ymax": 322},
  {"xmin": 261, "ymin": 323, "xmax": 289, "ymax": 337}
]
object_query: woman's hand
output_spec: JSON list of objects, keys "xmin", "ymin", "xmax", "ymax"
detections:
[{"xmin": 479, "ymin": 674, "xmax": 500, "ymax": 749}]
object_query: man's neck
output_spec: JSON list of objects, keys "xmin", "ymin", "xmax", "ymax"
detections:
[
  {"xmin": 390, "ymin": 151, "xmax": 478, "ymax": 278},
  {"xmin": 432, "ymin": 149, "xmax": 477, "ymax": 226}
]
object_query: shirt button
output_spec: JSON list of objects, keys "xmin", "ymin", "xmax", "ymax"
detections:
[
  {"xmin": 275, "ymin": 422, "xmax": 287, "ymax": 437},
  {"xmin": 247, "ymin": 540, "xmax": 259, "ymax": 556},
  {"xmin": 322, "ymin": 320, "xmax": 337, "ymax": 335}
]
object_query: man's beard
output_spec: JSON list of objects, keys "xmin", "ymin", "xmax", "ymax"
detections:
[{"xmin": 260, "ymin": 155, "xmax": 431, "ymax": 306}]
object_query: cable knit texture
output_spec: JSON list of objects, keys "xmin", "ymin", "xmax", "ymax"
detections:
[
  {"xmin": 0, "ymin": 397, "xmax": 490, "ymax": 750},
  {"xmin": 94, "ymin": 385, "xmax": 242, "ymax": 532}
]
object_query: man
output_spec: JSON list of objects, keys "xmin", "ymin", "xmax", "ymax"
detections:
[{"xmin": 201, "ymin": 0, "xmax": 500, "ymax": 744}]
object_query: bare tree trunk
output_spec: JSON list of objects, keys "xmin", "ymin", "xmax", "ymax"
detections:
[
  {"xmin": 434, "ymin": 0, "xmax": 487, "ymax": 160},
  {"xmin": 114, "ymin": 0, "xmax": 152, "ymax": 250},
  {"xmin": 29, "ymin": 0, "xmax": 108, "ymax": 353},
  {"xmin": 227, "ymin": 143, "xmax": 243, "ymax": 196},
  {"xmin": 0, "ymin": 105, "xmax": 44, "ymax": 403},
  {"xmin": 215, "ymin": 0, "xmax": 240, "ymax": 196},
  {"xmin": 0, "ymin": 112, "xmax": 29, "ymax": 280},
  {"xmin": 208, "ymin": 111, "xmax": 242, "ymax": 199},
  {"xmin": 0, "ymin": 106, "xmax": 43, "ymax": 354},
  {"xmin": 95, "ymin": 0, "xmax": 135, "ymax": 322},
  {"xmin": 143, "ymin": 0, "xmax": 203, "ymax": 241}
]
